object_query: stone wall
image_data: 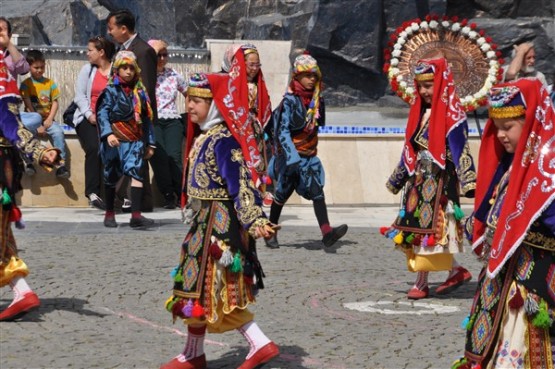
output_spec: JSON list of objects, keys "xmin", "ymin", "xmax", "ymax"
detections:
[{"xmin": 2, "ymin": 0, "xmax": 553, "ymax": 106}]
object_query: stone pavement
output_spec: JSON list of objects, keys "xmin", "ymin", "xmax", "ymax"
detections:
[{"xmin": 1, "ymin": 205, "xmax": 482, "ymax": 369}]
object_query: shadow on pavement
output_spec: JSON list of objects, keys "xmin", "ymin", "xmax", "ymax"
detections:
[
  {"xmin": 207, "ymin": 344, "xmax": 314, "ymax": 369},
  {"xmin": 0, "ymin": 297, "xmax": 108, "ymax": 321}
]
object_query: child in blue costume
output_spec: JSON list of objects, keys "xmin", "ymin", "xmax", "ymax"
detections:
[
  {"xmin": 160, "ymin": 73, "xmax": 279, "ymax": 369},
  {"xmin": 266, "ymin": 53, "xmax": 348, "ymax": 249},
  {"xmin": 454, "ymin": 79, "xmax": 555, "ymax": 368},
  {"xmin": 96, "ymin": 50, "xmax": 156, "ymax": 229}
]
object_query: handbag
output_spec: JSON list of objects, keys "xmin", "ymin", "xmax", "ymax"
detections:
[
  {"xmin": 63, "ymin": 64, "xmax": 94, "ymax": 128},
  {"xmin": 62, "ymin": 102, "xmax": 78, "ymax": 128}
]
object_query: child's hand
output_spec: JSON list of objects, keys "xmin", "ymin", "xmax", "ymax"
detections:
[
  {"xmin": 254, "ymin": 223, "xmax": 278, "ymax": 239},
  {"xmin": 144, "ymin": 146, "xmax": 155, "ymax": 160},
  {"xmin": 107, "ymin": 134, "xmax": 120, "ymax": 148},
  {"xmin": 37, "ymin": 125, "xmax": 46, "ymax": 136},
  {"xmin": 43, "ymin": 118, "xmax": 53, "ymax": 129}
]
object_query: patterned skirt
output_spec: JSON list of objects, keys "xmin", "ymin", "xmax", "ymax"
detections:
[
  {"xmin": 166, "ymin": 200, "xmax": 264, "ymax": 332},
  {"xmin": 462, "ymin": 244, "xmax": 555, "ymax": 368}
]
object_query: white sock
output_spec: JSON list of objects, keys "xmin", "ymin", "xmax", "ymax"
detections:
[
  {"xmin": 9, "ymin": 276, "xmax": 33, "ymax": 305},
  {"xmin": 238, "ymin": 321, "xmax": 271, "ymax": 359},
  {"xmin": 180, "ymin": 326, "xmax": 205, "ymax": 360},
  {"xmin": 412, "ymin": 272, "xmax": 429, "ymax": 290},
  {"xmin": 448, "ymin": 259, "xmax": 462, "ymax": 278}
]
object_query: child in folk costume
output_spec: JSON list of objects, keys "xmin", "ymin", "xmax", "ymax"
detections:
[
  {"xmin": 160, "ymin": 73, "xmax": 279, "ymax": 369},
  {"xmin": 265, "ymin": 52, "xmax": 348, "ymax": 249},
  {"xmin": 221, "ymin": 43, "xmax": 274, "ymax": 206},
  {"xmin": 96, "ymin": 50, "xmax": 156, "ymax": 229},
  {"xmin": 453, "ymin": 79, "xmax": 555, "ymax": 369},
  {"xmin": 383, "ymin": 58, "xmax": 477, "ymax": 299},
  {"xmin": 0, "ymin": 49, "xmax": 60, "ymax": 321}
]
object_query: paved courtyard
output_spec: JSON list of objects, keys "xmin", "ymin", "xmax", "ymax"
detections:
[{"xmin": 1, "ymin": 206, "xmax": 481, "ymax": 369}]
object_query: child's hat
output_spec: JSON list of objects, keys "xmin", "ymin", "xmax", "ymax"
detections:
[
  {"xmin": 187, "ymin": 73, "xmax": 213, "ymax": 99},
  {"xmin": 488, "ymin": 85, "xmax": 526, "ymax": 119},
  {"xmin": 414, "ymin": 61, "xmax": 435, "ymax": 82},
  {"xmin": 113, "ymin": 50, "xmax": 141, "ymax": 74},
  {"xmin": 293, "ymin": 52, "xmax": 321, "ymax": 79}
]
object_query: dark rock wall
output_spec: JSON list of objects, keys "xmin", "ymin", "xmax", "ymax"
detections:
[{"xmin": 2, "ymin": 0, "xmax": 554, "ymax": 106}]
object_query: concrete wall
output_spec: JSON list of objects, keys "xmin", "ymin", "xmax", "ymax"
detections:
[{"xmin": 18, "ymin": 133, "xmax": 480, "ymax": 207}]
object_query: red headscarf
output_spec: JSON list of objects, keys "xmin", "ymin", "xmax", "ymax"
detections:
[
  {"xmin": 402, "ymin": 58, "xmax": 467, "ymax": 174},
  {"xmin": 0, "ymin": 50, "xmax": 21, "ymax": 99},
  {"xmin": 472, "ymin": 78, "xmax": 555, "ymax": 277}
]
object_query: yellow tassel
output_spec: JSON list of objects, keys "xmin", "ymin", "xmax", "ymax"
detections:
[{"xmin": 393, "ymin": 231, "xmax": 404, "ymax": 244}]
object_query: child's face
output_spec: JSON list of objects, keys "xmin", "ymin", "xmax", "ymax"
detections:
[
  {"xmin": 417, "ymin": 81, "xmax": 434, "ymax": 105},
  {"xmin": 29, "ymin": 61, "xmax": 45, "ymax": 80},
  {"xmin": 187, "ymin": 96, "xmax": 211, "ymax": 124},
  {"xmin": 296, "ymin": 72, "xmax": 318, "ymax": 91},
  {"xmin": 118, "ymin": 64, "xmax": 136, "ymax": 83},
  {"xmin": 245, "ymin": 53, "xmax": 261, "ymax": 82},
  {"xmin": 493, "ymin": 116, "xmax": 525, "ymax": 154}
]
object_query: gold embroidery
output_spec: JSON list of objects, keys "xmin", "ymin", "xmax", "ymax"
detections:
[
  {"xmin": 523, "ymin": 231, "xmax": 555, "ymax": 252},
  {"xmin": 194, "ymin": 163, "xmax": 210, "ymax": 188}
]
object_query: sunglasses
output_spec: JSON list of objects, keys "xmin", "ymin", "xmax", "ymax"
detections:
[{"xmin": 158, "ymin": 53, "xmax": 169, "ymax": 59}]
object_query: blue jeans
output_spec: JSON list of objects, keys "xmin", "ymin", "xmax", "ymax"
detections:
[{"xmin": 21, "ymin": 112, "xmax": 67, "ymax": 161}]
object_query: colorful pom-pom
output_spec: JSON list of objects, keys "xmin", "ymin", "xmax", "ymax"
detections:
[
  {"xmin": 174, "ymin": 270, "xmax": 184, "ymax": 283},
  {"xmin": 532, "ymin": 300, "xmax": 552, "ymax": 329},
  {"xmin": 393, "ymin": 231, "xmax": 404, "ymax": 245},
  {"xmin": 170, "ymin": 266, "xmax": 180, "ymax": 278},
  {"xmin": 524, "ymin": 294, "xmax": 540, "ymax": 316},
  {"xmin": 427, "ymin": 234, "xmax": 435, "ymax": 246},
  {"xmin": 191, "ymin": 300, "xmax": 204, "ymax": 318},
  {"xmin": 379, "ymin": 227, "xmax": 389, "ymax": 236},
  {"xmin": 209, "ymin": 242, "xmax": 223, "ymax": 260},
  {"xmin": 412, "ymin": 235, "xmax": 422, "ymax": 246},
  {"xmin": 165, "ymin": 296, "xmax": 175, "ymax": 312},
  {"xmin": 405, "ymin": 233, "xmax": 415, "ymax": 244},
  {"xmin": 414, "ymin": 209, "xmax": 420, "ymax": 218},
  {"xmin": 422, "ymin": 235, "xmax": 429, "ymax": 246},
  {"xmin": 8, "ymin": 206, "xmax": 21, "ymax": 222},
  {"xmin": 172, "ymin": 299, "xmax": 185, "ymax": 318},
  {"xmin": 399, "ymin": 209, "xmax": 406, "ymax": 218},
  {"xmin": 182, "ymin": 299, "xmax": 194, "ymax": 318},
  {"xmin": 219, "ymin": 249, "xmax": 234, "ymax": 267},
  {"xmin": 231, "ymin": 253, "xmax": 243, "ymax": 273},
  {"xmin": 264, "ymin": 176, "xmax": 272, "ymax": 185},
  {"xmin": 460, "ymin": 315, "xmax": 470, "ymax": 330},
  {"xmin": 508, "ymin": 287, "xmax": 524, "ymax": 310}
]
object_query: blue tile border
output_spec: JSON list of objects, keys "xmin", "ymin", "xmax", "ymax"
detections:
[{"xmin": 318, "ymin": 125, "xmax": 480, "ymax": 136}]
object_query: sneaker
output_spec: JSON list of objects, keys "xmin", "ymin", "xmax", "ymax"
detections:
[
  {"xmin": 264, "ymin": 234, "xmax": 279, "ymax": 249},
  {"xmin": 24, "ymin": 163, "xmax": 36, "ymax": 176},
  {"xmin": 163, "ymin": 193, "xmax": 176, "ymax": 210},
  {"xmin": 55, "ymin": 165, "xmax": 70, "ymax": 179},
  {"xmin": 88, "ymin": 193, "xmax": 105, "ymax": 210},
  {"xmin": 435, "ymin": 267, "xmax": 472, "ymax": 295},
  {"xmin": 322, "ymin": 224, "xmax": 348, "ymax": 247},
  {"xmin": 130, "ymin": 216, "xmax": 155, "ymax": 229},
  {"xmin": 103, "ymin": 217, "xmax": 117, "ymax": 228},
  {"xmin": 121, "ymin": 198, "xmax": 132, "ymax": 213}
]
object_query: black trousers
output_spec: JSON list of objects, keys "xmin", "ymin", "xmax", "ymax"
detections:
[{"xmin": 75, "ymin": 120, "xmax": 102, "ymax": 197}]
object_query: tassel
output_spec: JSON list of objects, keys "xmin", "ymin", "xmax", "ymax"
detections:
[
  {"xmin": 399, "ymin": 208, "xmax": 406, "ymax": 218},
  {"xmin": 532, "ymin": 300, "xmax": 552, "ymax": 329},
  {"xmin": 466, "ymin": 314, "xmax": 475, "ymax": 331},
  {"xmin": 440, "ymin": 195, "xmax": 448, "ymax": 208},
  {"xmin": 446, "ymin": 201, "xmax": 454, "ymax": 214},
  {"xmin": 209, "ymin": 242, "xmax": 223, "ymax": 260},
  {"xmin": 405, "ymin": 233, "xmax": 415, "ymax": 244},
  {"xmin": 174, "ymin": 270, "xmax": 184, "ymax": 283},
  {"xmin": 264, "ymin": 176, "xmax": 272, "ymax": 185},
  {"xmin": 451, "ymin": 357, "xmax": 468, "ymax": 369},
  {"xmin": 182, "ymin": 299, "xmax": 193, "ymax": 318},
  {"xmin": 460, "ymin": 315, "xmax": 470, "ymax": 329},
  {"xmin": 191, "ymin": 300, "xmax": 204, "ymax": 318},
  {"xmin": 165, "ymin": 296, "xmax": 176, "ymax": 313},
  {"xmin": 170, "ymin": 266, "xmax": 180, "ymax": 278},
  {"xmin": 171, "ymin": 299, "xmax": 186, "ymax": 319},
  {"xmin": 8, "ymin": 207, "xmax": 21, "ymax": 222},
  {"xmin": 414, "ymin": 208, "xmax": 420, "ymax": 218},
  {"xmin": 379, "ymin": 226, "xmax": 389, "ymax": 236},
  {"xmin": 422, "ymin": 235, "xmax": 429, "ymax": 246},
  {"xmin": 1, "ymin": 188, "xmax": 12, "ymax": 205},
  {"xmin": 427, "ymin": 234, "xmax": 435, "ymax": 246},
  {"xmin": 472, "ymin": 364, "xmax": 482, "ymax": 369},
  {"xmin": 454, "ymin": 205, "xmax": 465, "ymax": 221},
  {"xmin": 219, "ymin": 248, "xmax": 233, "ymax": 267},
  {"xmin": 412, "ymin": 235, "xmax": 422, "ymax": 246},
  {"xmin": 524, "ymin": 294, "xmax": 540, "ymax": 316},
  {"xmin": 231, "ymin": 253, "xmax": 243, "ymax": 273},
  {"xmin": 387, "ymin": 229, "xmax": 399, "ymax": 239},
  {"xmin": 393, "ymin": 231, "xmax": 404, "ymax": 245},
  {"xmin": 508, "ymin": 287, "xmax": 524, "ymax": 310}
]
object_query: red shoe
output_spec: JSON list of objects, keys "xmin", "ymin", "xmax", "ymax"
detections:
[
  {"xmin": 407, "ymin": 286, "xmax": 429, "ymax": 300},
  {"xmin": 436, "ymin": 267, "xmax": 472, "ymax": 295},
  {"xmin": 159, "ymin": 354, "xmax": 206, "ymax": 369},
  {"xmin": 0, "ymin": 292, "xmax": 40, "ymax": 321},
  {"xmin": 238, "ymin": 342, "xmax": 279, "ymax": 369}
]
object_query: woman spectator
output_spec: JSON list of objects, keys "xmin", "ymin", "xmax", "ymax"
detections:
[
  {"xmin": 147, "ymin": 39, "xmax": 187, "ymax": 209},
  {"xmin": 71, "ymin": 36, "xmax": 116, "ymax": 210}
]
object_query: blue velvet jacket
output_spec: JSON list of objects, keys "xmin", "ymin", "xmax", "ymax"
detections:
[
  {"xmin": 96, "ymin": 84, "xmax": 155, "ymax": 145},
  {"xmin": 273, "ymin": 93, "xmax": 325, "ymax": 167},
  {"xmin": 187, "ymin": 122, "xmax": 268, "ymax": 231}
]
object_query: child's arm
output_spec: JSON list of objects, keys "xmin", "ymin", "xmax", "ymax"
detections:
[
  {"xmin": 21, "ymin": 97, "xmax": 34, "ymax": 113},
  {"xmin": 43, "ymin": 100, "xmax": 58, "ymax": 129},
  {"xmin": 277, "ymin": 96, "xmax": 302, "ymax": 169},
  {"xmin": 96, "ymin": 88, "xmax": 117, "ymax": 144}
]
